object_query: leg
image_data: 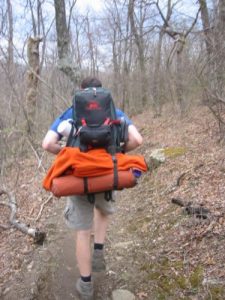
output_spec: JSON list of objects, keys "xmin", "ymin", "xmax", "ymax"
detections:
[
  {"xmin": 94, "ymin": 193, "xmax": 116, "ymax": 244},
  {"xmin": 92, "ymin": 194, "xmax": 116, "ymax": 272},
  {"xmin": 64, "ymin": 196, "xmax": 94, "ymax": 299},
  {"xmin": 93, "ymin": 207, "xmax": 110, "ymax": 244},
  {"xmin": 75, "ymin": 229, "xmax": 92, "ymax": 276}
]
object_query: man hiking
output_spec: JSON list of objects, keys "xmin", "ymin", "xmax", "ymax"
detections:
[{"xmin": 42, "ymin": 77, "xmax": 143, "ymax": 299}]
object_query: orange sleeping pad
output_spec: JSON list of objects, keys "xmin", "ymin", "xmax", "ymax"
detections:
[
  {"xmin": 43, "ymin": 147, "xmax": 147, "ymax": 191},
  {"xmin": 51, "ymin": 170, "xmax": 137, "ymax": 197}
]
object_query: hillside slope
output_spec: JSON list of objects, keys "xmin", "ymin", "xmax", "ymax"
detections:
[{"xmin": 1, "ymin": 105, "xmax": 225, "ymax": 300}]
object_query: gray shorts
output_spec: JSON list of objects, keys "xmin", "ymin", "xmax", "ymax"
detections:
[{"xmin": 64, "ymin": 193, "xmax": 116, "ymax": 230}]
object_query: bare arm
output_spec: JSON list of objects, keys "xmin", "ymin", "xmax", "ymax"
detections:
[
  {"xmin": 42, "ymin": 130, "xmax": 61, "ymax": 155},
  {"xmin": 42, "ymin": 124, "xmax": 142, "ymax": 154},
  {"xmin": 124, "ymin": 124, "xmax": 143, "ymax": 152}
]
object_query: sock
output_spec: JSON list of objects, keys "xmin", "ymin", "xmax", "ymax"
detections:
[
  {"xmin": 81, "ymin": 275, "xmax": 91, "ymax": 282},
  {"xmin": 94, "ymin": 243, "xmax": 104, "ymax": 250}
]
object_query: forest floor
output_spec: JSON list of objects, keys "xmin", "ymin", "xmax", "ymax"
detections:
[{"xmin": 1, "ymin": 105, "xmax": 225, "ymax": 300}]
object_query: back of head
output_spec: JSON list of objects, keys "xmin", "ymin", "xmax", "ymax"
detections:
[{"xmin": 81, "ymin": 77, "xmax": 102, "ymax": 89}]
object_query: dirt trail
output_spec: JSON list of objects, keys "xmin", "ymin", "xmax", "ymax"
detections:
[
  {"xmin": 2, "ymin": 202, "xmax": 78, "ymax": 300},
  {"xmin": 2, "ymin": 199, "xmax": 115, "ymax": 300},
  {"xmin": 2, "ymin": 107, "xmax": 225, "ymax": 299}
]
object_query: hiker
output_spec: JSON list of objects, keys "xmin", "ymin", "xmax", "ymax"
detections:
[{"xmin": 42, "ymin": 77, "xmax": 143, "ymax": 299}]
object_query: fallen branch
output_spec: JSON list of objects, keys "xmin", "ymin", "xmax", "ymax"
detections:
[
  {"xmin": 0, "ymin": 188, "xmax": 46, "ymax": 244},
  {"xmin": 171, "ymin": 197, "xmax": 210, "ymax": 219},
  {"xmin": 176, "ymin": 172, "xmax": 187, "ymax": 186}
]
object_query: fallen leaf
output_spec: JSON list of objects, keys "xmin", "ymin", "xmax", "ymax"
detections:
[{"xmin": 137, "ymin": 291, "xmax": 148, "ymax": 299}]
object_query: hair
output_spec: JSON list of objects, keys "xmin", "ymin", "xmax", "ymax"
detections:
[{"xmin": 81, "ymin": 77, "xmax": 102, "ymax": 89}]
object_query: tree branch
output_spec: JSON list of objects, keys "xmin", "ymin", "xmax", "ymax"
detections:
[{"xmin": 0, "ymin": 188, "xmax": 46, "ymax": 244}]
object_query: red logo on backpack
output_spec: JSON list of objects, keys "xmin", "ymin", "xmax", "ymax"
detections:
[{"xmin": 86, "ymin": 101, "xmax": 101, "ymax": 110}]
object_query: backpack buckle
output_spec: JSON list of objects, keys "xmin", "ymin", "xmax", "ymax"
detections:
[{"xmin": 93, "ymin": 87, "xmax": 97, "ymax": 96}]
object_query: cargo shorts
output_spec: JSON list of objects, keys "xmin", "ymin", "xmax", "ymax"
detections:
[{"xmin": 64, "ymin": 193, "xmax": 116, "ymax": 230}]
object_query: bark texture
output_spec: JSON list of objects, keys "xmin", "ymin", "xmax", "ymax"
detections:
[
  {"xmin": 54, "ymin": 0, "xmax": 79, "ymax": 84},
  {"xmin": 25, "ymin": 36, "xmax": 42, "ymax": 135}
]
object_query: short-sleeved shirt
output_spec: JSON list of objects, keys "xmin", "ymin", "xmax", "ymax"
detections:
[{"xmin": 50, "ymin": 107, "xmax": 132, "ymax": 139}]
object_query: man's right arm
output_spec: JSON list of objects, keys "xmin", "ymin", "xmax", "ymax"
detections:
[
  {"xmin": 42, "ymin": 130, "xmax": 61, "ymax": 155},
  {"xmin": 42, "ymin": 107, "xmax": 73, "ymax": 154},
  {"xmin": 124, "ymin": 124, "xmax": 143, "ymax": 152}
]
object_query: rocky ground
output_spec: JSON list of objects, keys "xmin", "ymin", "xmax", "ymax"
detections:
[{"xmin": 1, "ymin": 105, "xmax": 225, "ymax": 299}]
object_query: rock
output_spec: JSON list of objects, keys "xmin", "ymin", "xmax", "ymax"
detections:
[
  {"xmin": 150, "ymin": 148, "xmax": 166, "ymax": 162},
  {"xmin": 112, "ymin": 289, "xmax": 135, "ymax": 300}
]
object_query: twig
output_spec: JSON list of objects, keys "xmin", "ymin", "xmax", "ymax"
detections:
[
  {"xmin": 176, "ymin": 172, "xmax": 187, "ymax": 186},
  {"xmin": 26, "ymin": 138, "xmax": 46, "ymax": 173},
  {"xmin": 35, "ymin": 195, "xmax": 53, "ymax": 221}
]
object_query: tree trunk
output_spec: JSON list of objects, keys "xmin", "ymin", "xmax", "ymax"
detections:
[
  {"xmin": 152, "ymin": 30, "xmax": 164, "ymax": 117},
  {"xmin": 128, "ymin": 0, "xmax": 147, "ymax": 107},
  {"xmin": 86, "ymin": 15, "xmax": 96, "ymax": 76},
  {"xmin": 25, "ymin": 36, "xmax": 42, "ymax": 136},
  {"xmin": 215, "ymin": 0, "xmax": 225, "ymax": 139},
  {"xmin": 54, "ymin": 0, "xmax": 79, "ymax": 84},
  {"xmin": 6, "ymin": 0, "xmax": 13, "ymax": 74},
  {"xmin": 199, "ymin": 0, "xmax": 213, "ymax": 59},
  {"xmin": 176, "ymin": 37, "xmax": 185, "ymax": 115}
]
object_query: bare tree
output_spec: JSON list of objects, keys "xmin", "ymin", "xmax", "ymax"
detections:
[
  {"xmin": 85, "ymin": 14, "xmax": 97, "ymax": 76},
  {"xmin": 121, "ymin": 8, "xmax": 133, "ymax": 112},
  {"xmin": 105, "ymin": 0, "xmax": 124, "ymax": 103},
  {"xmin": 199, "ymin": 0, "xmax": 213, "ymax": 60},
  {"xmin": 25, "ymin": 36, "xmax": 42, "ymax": 136},
  {"xmin": 156, "ymin": 1, "xmax": 200, "ymax": 115},
  {"xmin": 152, "ymin": 0, "xmax": 174, "ymax": 117},
  {"xmin": 54, "ymin": 0, "xmax": 79, "ymax": 84},
  {"xmin": 128, "ymin": 0, "xmax": 148, "ymax": 107},
  {"xmin": 6, "ymin": 0, "xmax": 13, "ymax": 73},
  {"xmin": 71, "ymin": 14, "xmax": 84, "ymax": 70},
  {"xmin": 200, "ymin": 0, "xmax": 225, "ymax": 140}
]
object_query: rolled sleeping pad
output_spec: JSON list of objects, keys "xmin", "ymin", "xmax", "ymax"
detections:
[{"xmin": 51, "ymin": 170, "xmax": 137, "ymax": 197}]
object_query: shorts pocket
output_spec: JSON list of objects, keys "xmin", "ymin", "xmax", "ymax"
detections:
[{"xmin": 64, "ymin": 206, "xmax": 71, "ymax": 220}]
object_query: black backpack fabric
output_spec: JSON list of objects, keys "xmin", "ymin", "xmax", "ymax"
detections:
[{"xmin": 67, "ymin": 87, "xmax": 128, "ymax": 154}]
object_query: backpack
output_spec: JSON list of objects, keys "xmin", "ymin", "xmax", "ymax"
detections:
[
  {"xmin": 66, "ymin": 87, "xmax": 128, "ymax": 201},
  {"xmin": 67, "ymin": 87, "xmax": 128, "ymax": 152}
]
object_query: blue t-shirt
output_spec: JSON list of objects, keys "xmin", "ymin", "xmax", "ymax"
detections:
[{"xmin": 50, "ymin": 107, "xmax": 132, "ymax": 138}]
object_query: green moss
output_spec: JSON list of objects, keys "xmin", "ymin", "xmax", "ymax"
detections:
[
  {"xmin": 156, "ymin": 294, "xmax": 167, "ymax": 300},
  {"xmin": 176, "ymin": 275, "xmax": 188, "ymax": 289},
  {"xmin": 158, "ymin": 276, "xmax": 174, "ymax": 294},
  {"xmin": 141, "ymin": 259, "xmax": 189, "ymax": 298},
  {"xmin": 140, "ymin": 259, "xmax": 209, "ymax": 299},
  {"xmin": 206, "ymin": 285, "xmax": 225, "ymax": 300},
  {"xmin": 162, "ymin": 147, "xmax": 187, "ymax": 158},
  {"xmin": 148, "ymin": 271, "xmax": 161, "ymax": 281},
  {"xmin": 189, "ymin": 265, "xmax": 203, "ymax": 289}
]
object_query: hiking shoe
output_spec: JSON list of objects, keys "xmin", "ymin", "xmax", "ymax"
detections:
[
  {"xmin": 92, "ymin": 249, "xmax": 106, "ymax": 272},
  {"xmin": 76, "ymin": 278, "xmax": 94, "ymax": 300}
]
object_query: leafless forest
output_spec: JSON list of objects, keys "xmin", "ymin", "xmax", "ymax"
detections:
[
  {"xmin": 0, "ymin": 0, "xmax": 225, "ymax": 298},
  {"xmin": 0, "ymin": 0, "xmax": 225, "ymax": 165}
]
